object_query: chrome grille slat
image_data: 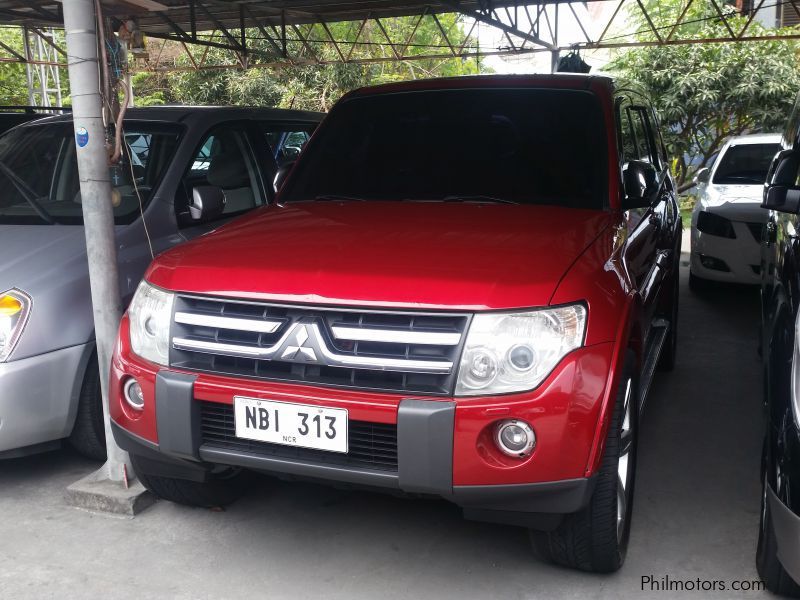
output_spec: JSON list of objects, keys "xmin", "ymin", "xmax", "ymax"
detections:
[
  {"xmin": 175, "ymin": 312, "xmax": 284, "ymax": 334},
  {"xmin": 330, "ymin": 325, "xmax": 461, "ymax": 346},
  {"xmin": 170, "ymin": 296, "xmax": 470, "ymax": 395}
]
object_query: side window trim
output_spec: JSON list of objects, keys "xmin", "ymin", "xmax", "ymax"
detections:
[{"xmin": 631, "ymin": 105, "xmax": 659, "ymax": 168}]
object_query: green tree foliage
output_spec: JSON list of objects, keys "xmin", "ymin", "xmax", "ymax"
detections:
[
  {"xmin": 607, "ymin": 0, "xmax": 800, "ymax": 189},
  {"xmin": 133, "ymin": 14, "xmax": 483, "ymax": 111},
  {"xmin": 0, "ymin": 27, "xmax": 69, "ymax": 105}
]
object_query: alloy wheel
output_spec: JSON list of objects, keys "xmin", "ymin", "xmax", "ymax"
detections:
[{"xmin": 617, "ymin": 377, "xmax": 635, "ymax": 541}]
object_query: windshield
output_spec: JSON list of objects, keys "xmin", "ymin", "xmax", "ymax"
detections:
[
  {"xmin": 280, "ymin": 88, "xmax": 607, "ymax": 209},
  {"xmin": 712, "ymin": 142, "xmax": 780, "ymax": 185},
  {"xmin": 0, "ymin": 122, "xmax": 181, "ymax": 225}
]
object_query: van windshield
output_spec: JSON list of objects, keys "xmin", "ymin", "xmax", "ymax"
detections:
[
  {"xmin": 712, "ymin": 143, "xmax": 781, "ymax": 185},
  {"xmin": 279, "ymin": 88, "xmax": 607, "ymax": 209},
  {"xmin": 0, "ymin": 122, "xmax": 180, "ymax": 225}
]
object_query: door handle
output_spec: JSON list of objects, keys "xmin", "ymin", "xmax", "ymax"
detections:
[
  {"xmin": 655, "ymin": 249, "xmax": 671, "ymax": 268},
  {"xmin": 766, "ymin": 221, "xmax": 777, "ymax": 246}
]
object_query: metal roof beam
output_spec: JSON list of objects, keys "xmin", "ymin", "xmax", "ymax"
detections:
[{"xmin": 440, "ymin": 0, "xmax": 555, "ymax": 50}]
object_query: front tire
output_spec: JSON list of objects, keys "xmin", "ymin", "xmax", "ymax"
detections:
[
  {"xmin": 530, "ymin": 356, "xmax": 638, "ymax": 573},
  {"xmin": 756, "ymin": 472, "xmax": 800, "ymax": 597},
  {"xmin": 67, "ymin": 358, "xmax": 107, "ymax": 461},
  {"xmin": 131, "ymin": 454, "xmax": 252, "ymax": 508}
]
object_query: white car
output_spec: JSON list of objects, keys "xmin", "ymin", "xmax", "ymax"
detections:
[{"xmin": 690, "ymin": 133, "xmax": 781, "ymax": 288}]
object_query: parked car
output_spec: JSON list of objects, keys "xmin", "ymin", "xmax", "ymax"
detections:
[
  {"xmin": 109, "ymin": 75, "xmax": 681, "ymax": 573},
  {"xmin": 690, "ymin": 133, "xmax": 781, "ymax": 289},
  {"xmin": 0, "ymin": 106, "xmax": 66, "ymax": 133},
  {"xmin": 0, "ymin": 106, "xmax": 322, "ymax": 460},
  {"xmin": 758, "ymin": 99, "xmax": 800, "ymax": 597}
]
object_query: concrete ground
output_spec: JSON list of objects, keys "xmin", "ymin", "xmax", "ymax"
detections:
[{"xmin": 0, "ymin": 249, "xmax": 772, "ymax": 599}]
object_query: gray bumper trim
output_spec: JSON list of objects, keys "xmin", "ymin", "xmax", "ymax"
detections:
[
  {"xmin": 452, "ymin": 477, "xmax": 596, "ymax": 514},
  {"xmin": 397, "ymin": 399, "xmax": 455, "ymax": 494},
  {"xmin": 199, "ymin": 446, "xmax": 400, "ymax": 488},
  {"xmin": 155, "ymin": 371, "xmax": 199, "ymax": 461},
  {"xmin": 768, "ymin": 484, "xmax": 800, "ymax": 584}
]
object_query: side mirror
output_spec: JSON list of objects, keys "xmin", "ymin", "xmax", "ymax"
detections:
[
  {"xmin": 762, "ymin": 149, "xmax": 800, "ymax": 214},
  {"xmin": 763, "ymin": 186, "xmax": 800, "ymax": 213},
  {"xmin": 622, "ymin": 160, "xmax": 658, "ymax": 209},
  {"xmin": 694, "ymin": 167, "xmax": 710, "ymax": 185},
  {"xmin": 190, "ymin": 185, "xmax": 226, "ymax": 221},
  {"xmin": 273, "ymin": 160, "xmax": 295, "ymax": 194}
]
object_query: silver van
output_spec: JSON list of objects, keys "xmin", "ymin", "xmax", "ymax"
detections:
[{"xmin": 0, "ymin": 106, "xmax": 322, "ymax": 459}]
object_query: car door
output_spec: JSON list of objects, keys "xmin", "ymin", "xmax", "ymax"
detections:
[
  {"xmin": 176, "ymin": 121, "xmax": 269, "ymax": 239},
  {"xmin": 619, "ymin": 96, "xmax": 668, "ymax": 334}
]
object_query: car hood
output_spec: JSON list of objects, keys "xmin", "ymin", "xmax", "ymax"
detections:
[
  {"xmin": 147, "ymin": 202, "xmax": 613, "ymax": 311},
  {"xmin": 701, "ymin": 184, "xmax": 768, "ymax": 222},
  {"xmin": 0, "ymin": 225, "xmax": 89, "ymax": 292}
]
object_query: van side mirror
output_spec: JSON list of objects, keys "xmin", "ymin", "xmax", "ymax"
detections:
[
  {"xmin": 273, "ymin": 161, "xmax": 295, "ymax": 194},
  {"xmin": 762, "ymin": 149, "xmax": 800, "ymax": 214},
  {"xmin": 190, "ymin": 185, "xmax": 226, "ymax": 221},
  {"xmin": 694, "ymin": 167, "xmax": 710, "ymax": 185},
  {"xmin": 622, "ymin": 160, "xmax": 658, "ymax": 210}
]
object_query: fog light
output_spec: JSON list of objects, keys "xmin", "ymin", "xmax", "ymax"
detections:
[
  {"xmin": 698, "ymin": 253, "xmax": 730, "ymax": 272},
  {"xmin": 123, "ymin": 378, "xmax": 144, "ymax": 410},
  {"xmin": 494, "ymin": 419, "xmax": 536, "ymax": 457}
]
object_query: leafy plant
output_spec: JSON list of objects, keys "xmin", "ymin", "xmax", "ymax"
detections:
[{"xmin": 608, "ymin": 0, "xmax": 800, "ymax": 191}]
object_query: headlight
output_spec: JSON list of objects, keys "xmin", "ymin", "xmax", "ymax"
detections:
[
  {"xmin": 128, "ymin": 281, "xmax": 174, "ymax": 366},
  {"xmin": 455, "ymin": 304, "xmax": 587, "ymax": 396},
  {"xmin": 696, "ymin": 211, "xmax": 736, "ymax": 238},
  {"xmin": 0, "ymin": 289, "xmax": 32, "ymax": 362}
]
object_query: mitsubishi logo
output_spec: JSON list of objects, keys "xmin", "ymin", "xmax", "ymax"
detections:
[{"xmin": 280, "ymin": 324, "xmax": 318, "ymax": 362}]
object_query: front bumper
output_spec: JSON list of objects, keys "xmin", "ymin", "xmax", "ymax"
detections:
[
  {"xmin": 111, "ymin": 316, "xmax": 614, "ymax": 526},
  {"xmin": 767, "ymin": 483, "xmax": 800, "ymax": 584},
  {"xmin": 0, "ymin": 343, "xmax": 91, "ymax": 455},
  {"xmin": 690, "ymin": 213, "xmax": 763, "ymax": 284},
  {"xmin": 113, "ymin": 393, "xmax": 596, "ymax": 529}
]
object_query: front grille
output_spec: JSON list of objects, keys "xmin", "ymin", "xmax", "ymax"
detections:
[
  {"xmin": 170, "ymin": 295, "xmax": 470, "ymax": 395},
  {"xmin": 200, "ymin": 401, "xmax": 398, "ymax": 472},
  {"xmin": 746, "ymin": 222, "xmax": 763, "ymax": 242}
]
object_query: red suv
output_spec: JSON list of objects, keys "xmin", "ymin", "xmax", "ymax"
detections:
[{"xmin": 110, "ymin": 75, "xmax": 681, "ymax": 573}]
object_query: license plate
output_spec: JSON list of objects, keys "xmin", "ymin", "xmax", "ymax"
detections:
[{"xmin": 233, "ymin": 397, "xmax": 348, "ymax": 454}]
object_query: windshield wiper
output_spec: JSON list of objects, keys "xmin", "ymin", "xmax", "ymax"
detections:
[
  {"xmin": 442, "ymin": 195, "xmax": 518, "ymax": 205},
  {"xmin": 719, "ymin": 175, "xmax": 765, "ymax": 184},
  {"xmin": 313, "ymin": 194, "xmax": 368, "ymax": 202},
  {"xmin": 0, "ymin": 160, "xmax": 54, "ymax": 224}
]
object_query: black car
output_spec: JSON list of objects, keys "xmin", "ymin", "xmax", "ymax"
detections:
[
  {"xmin": 758, "ymin": 96, "xmax": 800, "ymax": 597},
  {"xmin": 0, "ymin": 106, "xmax": 66, "ymax": 133}
]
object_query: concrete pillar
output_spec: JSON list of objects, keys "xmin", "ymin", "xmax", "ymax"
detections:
[{"xmin": 62, "ymin": 0, "xmax": 131, "ymax": 483}]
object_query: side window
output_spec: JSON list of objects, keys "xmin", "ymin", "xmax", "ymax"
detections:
[
  {"xmin": 61, "ymin": 128, "xmax": 180, "ymax": 221},
  {"xmin": 262, "ymin": 123, "xmax": 315, "ymax": 166},
  {"xmin": 178, "ymin": 126, "xmax": 265, "ymax": 225},
  {"xmin": 619, "ymin": 106, "xmax": 638, "ymax": 165},
  {"xmin": 649, "ymin": 108, "xmax": 669, "ymax": 169},
  {"xmin": 628, "ymin": 107, "xmax": 655, "ymax": 164}
]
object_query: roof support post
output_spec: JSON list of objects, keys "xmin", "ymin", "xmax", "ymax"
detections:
[{"xmin": 62, "ymin": 0, "xmax": 131, "ymax": 483}]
